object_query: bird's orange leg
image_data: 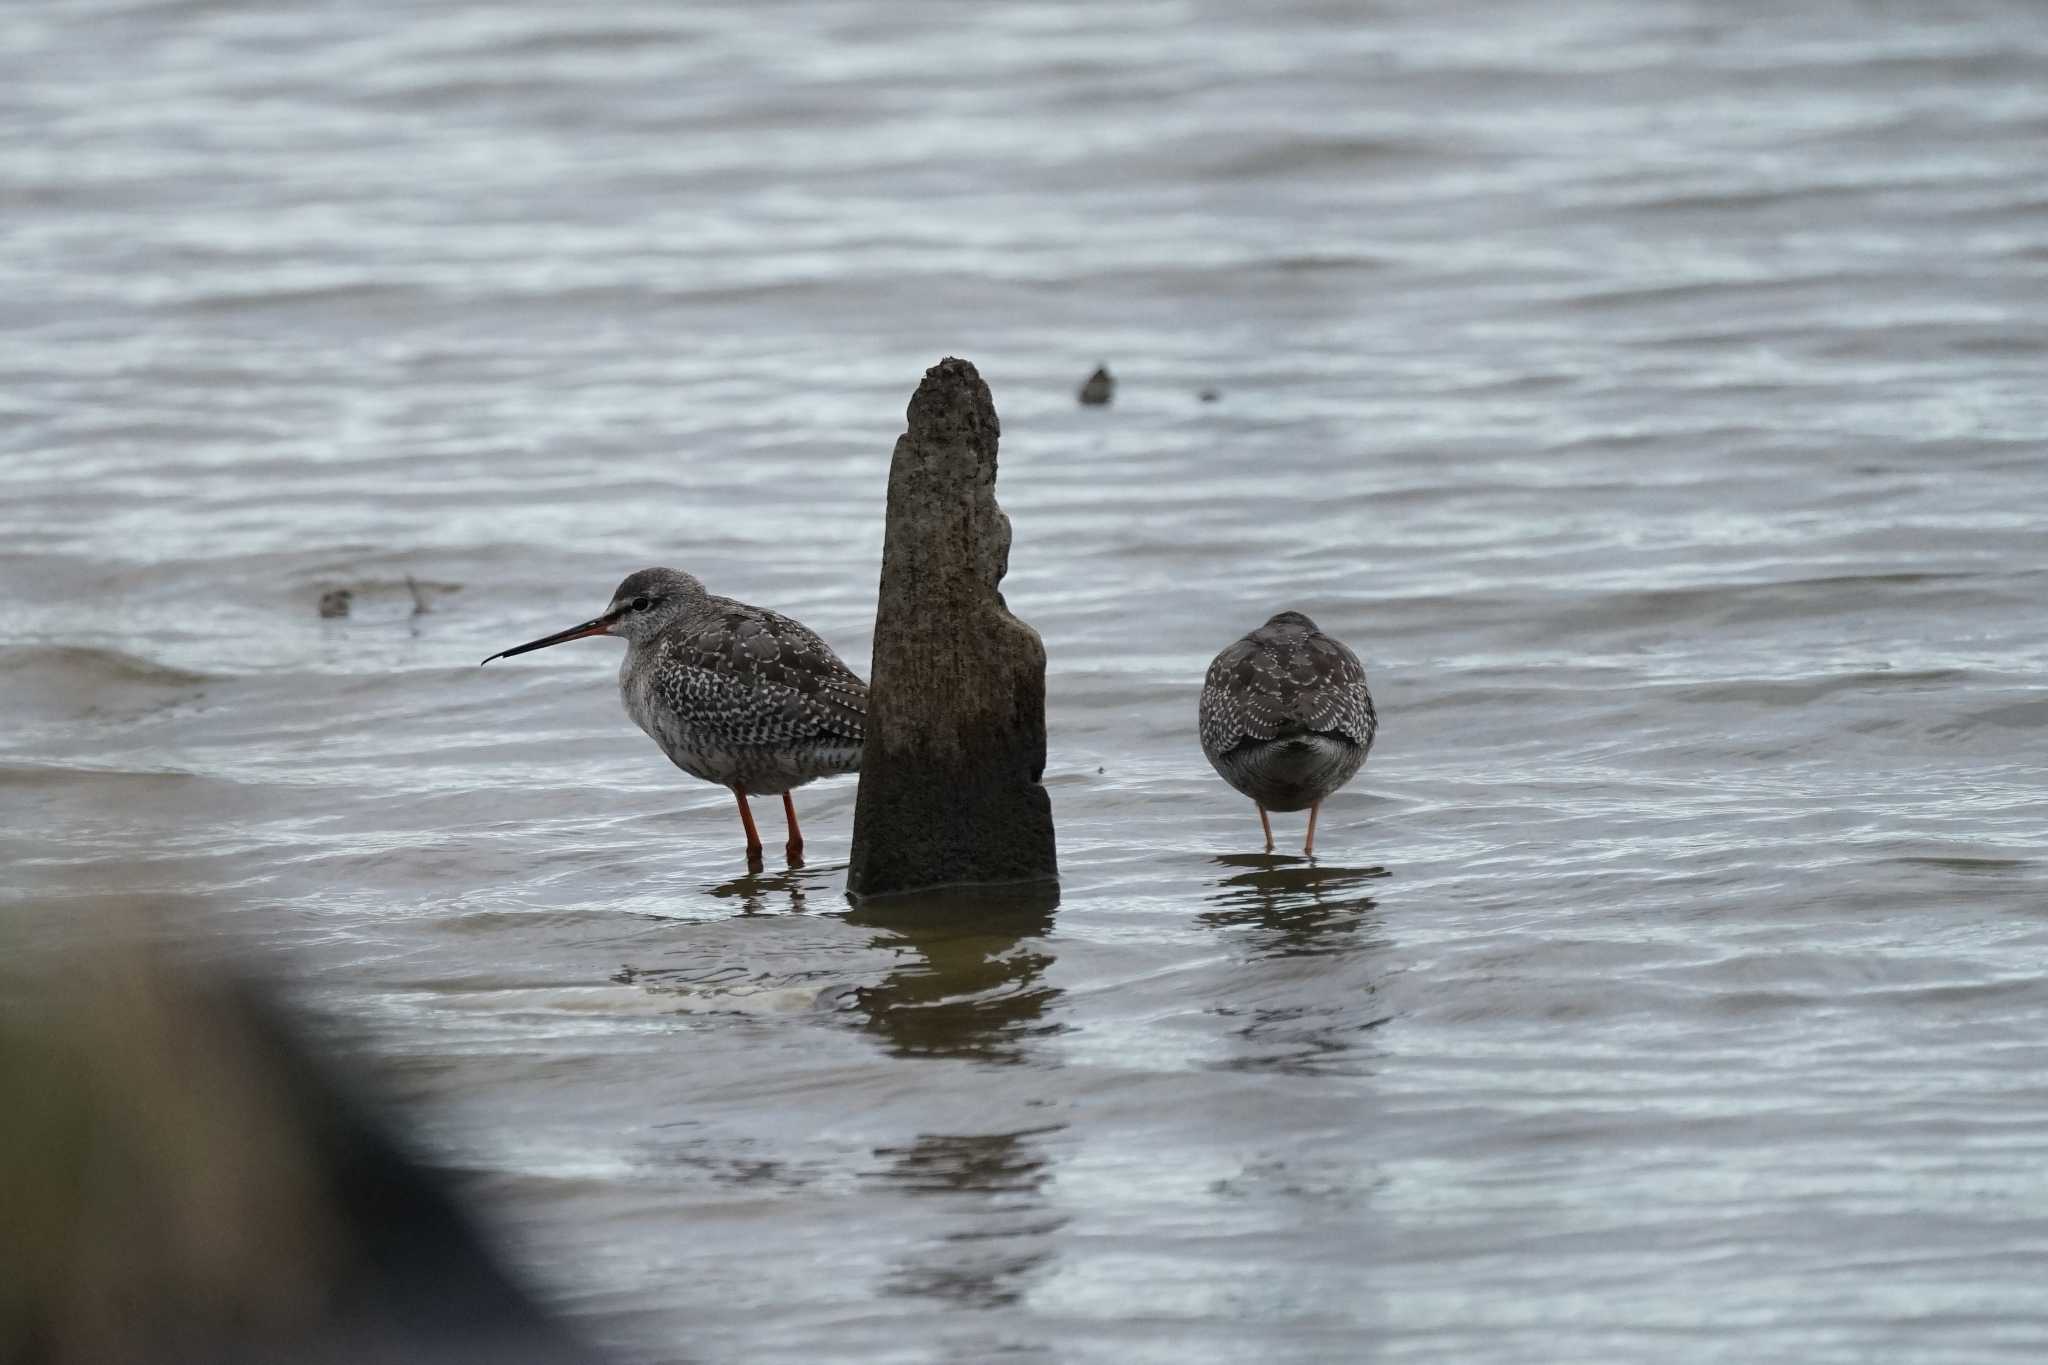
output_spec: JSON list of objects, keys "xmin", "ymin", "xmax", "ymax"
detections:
[
  {"xmin": 1304, "ymin": 800, "xmax": 1320, "ymax": 858},
  {"xmin": 732, "ymin": 787, "xmax": 764, "ymax": 871},
  {"xmin": 781, "ymin": 791, "xmax": 804, "ymax": 867},
  {"xmin": 1257, "ymin": 804, "xmax": 1274, "ymax": 853}
]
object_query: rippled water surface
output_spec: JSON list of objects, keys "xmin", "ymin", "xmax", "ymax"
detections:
[{"xmin": 7, "ymin": 2, "xmax": 2048, "ymax": 1361}]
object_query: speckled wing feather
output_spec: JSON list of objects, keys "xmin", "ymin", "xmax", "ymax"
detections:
[
  {"xmin": 651, "ymin": 598, "xmax": 866, "ymax": 751},
  {"xmin": 1199, "ymin": 614, "xmax": 1376, "ymax": 760}
]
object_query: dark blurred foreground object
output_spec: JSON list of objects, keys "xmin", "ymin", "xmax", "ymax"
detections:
[
  {"xmin": 318, "ymin": 588, "xmax": 353, "ymax": 618},
  {"xmin": 1076, "ymin": 365, "xmax": 1114, "ymax": 405},
  {"xmin": 848, "ymin": 358, "xmax": 1058, "ymax": 898},
  {"xmin": 0, "ymin": 943, "xmax": 608, "ymax": 1365},
  {"xmin": 1199, "ymin": 611, "xmax": 1378, "ymax": 857}
]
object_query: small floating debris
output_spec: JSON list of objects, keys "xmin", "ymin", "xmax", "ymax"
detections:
[
  {"xmin": 1199, "ymin": 387, "xmax": 1220, "ymax": 403},
  {"xmin": 316, "ymin": 577, "xmax": 459, "ymax": 622},
  {"xmin": 1077, "ymin": 365, "xmax": 1114, "ymax": 406}
]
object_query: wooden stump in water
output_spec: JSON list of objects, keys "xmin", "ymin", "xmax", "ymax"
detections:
[{"xmin": 847, "ymin": 358, "xmax": 1059, "ymax": 898}]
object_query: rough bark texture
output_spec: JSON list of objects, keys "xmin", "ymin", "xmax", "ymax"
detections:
[{"xmin": 847, "ymin": 358, "xmax": 1059, "ymax": 898}]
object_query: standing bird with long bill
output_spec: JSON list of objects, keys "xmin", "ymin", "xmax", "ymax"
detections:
[{"xmin": 483, "ymin": 568, "xmax": 866, "ymax": 871}]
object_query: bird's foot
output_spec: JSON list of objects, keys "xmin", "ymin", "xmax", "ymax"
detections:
[{"xmin": 784, "ymin": 841, "xmax": 804, "ymax": 868}]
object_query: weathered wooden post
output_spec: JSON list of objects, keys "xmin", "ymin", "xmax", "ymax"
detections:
[{"xmin": 846, "ymin": 358, "xmax": 1059, "ymax": 898}]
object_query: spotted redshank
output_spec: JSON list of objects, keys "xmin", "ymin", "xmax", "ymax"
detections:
[
  {"xmin": 483, "ymin": 568, "xmax": 866, "ymax": 870},
  {"xmin": 1198, "ymin": 610, "xmax": 1377, "ymax": 856}
]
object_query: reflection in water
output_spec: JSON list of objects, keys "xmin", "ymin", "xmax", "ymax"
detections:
[
  {"xmin": 843, "ymin": 885, "xmax": 1061, "ymax": 1064},
  {"xmin": 1212, "ymin": 1002, "xmax": 1394, "ymax": 1078},
  {"xmin": 703, "ymin": 862, "xmax": 838, "ymax": 916},
  {"xmin": 1200, "ymin": 854, "xmax": 1390, "ymax": 959},
  {"xmin": 1203, "ymin": 856, "xmax": 1394, "ymax": 1077},
  {"xmin": 867, "ymin": 1126, "xmax": 1067, "ymax": 1310}
]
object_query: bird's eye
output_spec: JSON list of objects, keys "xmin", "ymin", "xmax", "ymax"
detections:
[{"xmin": 631, "ymin": 596, "xmax": 652, "ymax": 612}]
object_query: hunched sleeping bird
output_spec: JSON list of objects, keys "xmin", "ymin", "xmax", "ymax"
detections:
[
  {"xmin": 1198, "ymin": 610, "xmax": 1377, "ymax": 856},
  {"xmin": 482, "ymin": 567, "xmax": 866, "ymax": 870}
]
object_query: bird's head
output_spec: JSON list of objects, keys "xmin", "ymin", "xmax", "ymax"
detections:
[
  {"xmin": 1263, "ymin": 609, "xmax": 1319, "ymax": 632},
  {"xmin": 481, "ymin": 566, "xmax": 706, "ymax": 663}
]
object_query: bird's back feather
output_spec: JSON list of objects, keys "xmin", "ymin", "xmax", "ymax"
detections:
[{"xmin": 1198, "ymin": 613, "xmax": 1376, "ymax": 763}]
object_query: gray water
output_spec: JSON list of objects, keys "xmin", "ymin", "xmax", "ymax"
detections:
[{"xmin": 6, "ymin": 1, "xmax": 2048, "ymax": 1361}]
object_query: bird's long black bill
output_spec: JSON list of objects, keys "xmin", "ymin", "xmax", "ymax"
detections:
[{"xmin": 480, "ymin": 613, "xmax": 618, "ymax": 665}]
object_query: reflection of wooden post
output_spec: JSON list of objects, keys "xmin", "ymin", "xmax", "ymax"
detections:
[
  {"xmin": 846, "ymin": 886, "xmax": 1061, "ymax": 1059},
  {"xmin": 847, "ymin": 358, "xmax": 1059, "ymax": 899}
]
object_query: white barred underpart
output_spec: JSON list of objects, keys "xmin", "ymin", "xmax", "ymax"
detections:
[
  {"xmin": 1198, "ymin": 610, "xmax": 1376, "ymax": 812},
  {"xmin": 621, "ymin": 593, "xmax": 867, "ymax": 798}
]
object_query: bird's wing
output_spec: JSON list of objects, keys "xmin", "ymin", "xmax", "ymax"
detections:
[
  {"xmin": 653, "ymin": 604, "xmax": 867, "ymax": 750},
  {"xmin": 1200, "ymin": 627, "xmax": 1375, "ymax": 751},
  {"xmin": 1200, "ymin": 635, "xmax": 1281, "ymax": 753},
  {"xmin": 1294, "ymin": 630, "xmax": 1377, "ymax": 749}
]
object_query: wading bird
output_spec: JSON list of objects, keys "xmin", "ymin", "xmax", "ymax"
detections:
[
  {"xmin": 1199, "ymin": 611, "xmax": 1376, "ymax": 856},
  {"xmin": 483, "ymin": 568, "xmax": 866, "ymax": 870}
]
